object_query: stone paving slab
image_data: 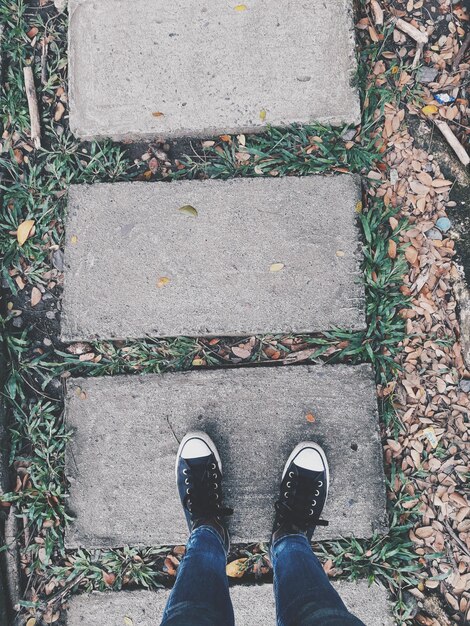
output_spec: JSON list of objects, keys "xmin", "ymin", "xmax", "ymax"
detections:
[
  {"xmin": 68, "ymin": 0, "xmax": 360, "ymax": 140},
  {"xmin": 65, "ymin": 364, "xmax": 387, "ymax": 548},
  {"xmin": 67, "ymin": 582, "xmax": 393, "ymax": 626},
  {"xmin": 61, "ymin": 175, "xmax": 365, "ymax": 341}
]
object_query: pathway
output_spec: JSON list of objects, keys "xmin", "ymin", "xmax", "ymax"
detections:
[{"xmin": 63, "ymin": 1, "xmax": 393, "ymax": 623}]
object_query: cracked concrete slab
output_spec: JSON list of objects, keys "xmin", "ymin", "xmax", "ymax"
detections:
[
  {"xmin": 65, "ymin": 364, "xmax": 387, "ymax": 548},
  {"xmin": 61, "ymin": 175, "xmax": 365, "ymax": 341},
  {"xmin": 66, "ymin": 582, "xmax": 394, "ymax": 626},
  {"xmin": 68, "ymin": 0, "xmax": 360, "ymax": 140}
]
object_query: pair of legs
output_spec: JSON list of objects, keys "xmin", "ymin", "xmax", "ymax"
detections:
[{"xmin": 160, "ymin": 433, "xmax": 365, "ymax": 626}]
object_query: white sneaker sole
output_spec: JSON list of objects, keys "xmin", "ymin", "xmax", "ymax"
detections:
[
  {"xmin": 175, "ymin": 431, "xmax": 223, "ymax": 480},
  {"xmin": 282, "ymin": 441, "xmax": 330, "ymax": 503}
]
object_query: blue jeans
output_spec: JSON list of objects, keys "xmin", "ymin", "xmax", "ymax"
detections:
[{"xmin": 160, "ymin": 526, "xmax": 365, "ymax": 626}]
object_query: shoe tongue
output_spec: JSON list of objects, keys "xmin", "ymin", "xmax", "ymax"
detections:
[{"xmin": 294, "ymin": 464, "xmax": 323, "ymax": 480}]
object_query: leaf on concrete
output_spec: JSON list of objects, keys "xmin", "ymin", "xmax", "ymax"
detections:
[
  {"xmin": 234, "ymin": 4, "xmax": 247, "ymax": 11},
  {"xmin": 270, "ymin": 263, "xmax": 284, "ymax": 272},
  {"xmin": 17, "ymin": 219, "xmax": 35, "ymax": 245},
  {"xmin": 152, "ymin": 112, "xmax": 164, "ymax": 117},
  {"xmin": 123, "ymin": 617, "xmax": 134, "ymax": 626},
  {"xmin": 260, "ymin": 109, "xmax": 267, "ymax": 121},
  {"xmin": 157, "ymin": 277, "xmax": 170, "ymax": 288},
  {"xmin": 178, "ymin": 205, "xmax": 198, "ymax": 217}
]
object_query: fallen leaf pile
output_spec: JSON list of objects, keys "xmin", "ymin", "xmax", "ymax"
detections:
[{"xmin": 360, "ymin": 0, "xmax": 469, "ymax": 622}]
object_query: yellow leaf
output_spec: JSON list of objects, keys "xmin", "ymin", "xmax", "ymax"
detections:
[
  {"xmin": 16, "ymin": 219, "xmax": 35, "ymax": 246},
  {"xmin": 355, "ymin": 200, "xmax": 363, "ymax": 213},
  {"xmin": 71, "ymin": 235, "xmax": 78, "ymax": 244},
  {"xmin": 152, "ymin": 112, "xmax": 164, "ymax": 117},
  {"xmin": 124, "ymin": 618, "xmax": 134, "ymax": 626},
  {"xmin": 26, "ymin": 619, "xmax": 36, "ymax": 626},
  {"xmin": 305, "ymin": 413, "xmax": 316, "ymax": 423},
  {"xmin": 226, "ymin": 558, "xmax": 248, "ymax": 578},
  {"xmin": 192, "ymin": 358, "xmax": 204, "ymax": 366},
  {"xmin": 178, "ymin": 205, "xmax": 198, "ymax": 217},
  {"xmin": 157, "ymin": 277, "xmax": 170, "ymax": 288},
  {"xmin": 421, "ymin": 105, "xmax": 438, "ymax": 116},
  {"xmin": 270, "ymin": 263, "xmax": 284, "ymax": 272},
  {"xmin": 234, "ymin": 4, "xmax": 247, "ymax": 10},
  {"xmin": 260, "ymin": 109, "xmax": 267, "ymax": 121}
]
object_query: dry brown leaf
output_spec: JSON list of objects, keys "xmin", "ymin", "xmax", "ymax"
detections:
[
  {"xmin": 232, "ymin": 346, "xmax": 251, "ymax": 359},
  {"xmin": 17, "ymin": 219, "xmax": 35, "ymax": 246},
  {"xmin": 388, "ymin": 239, "xmax": 397, "ymax": 259},
  {"xmin": 31, "ymin": 287, "xmax": 42, "ymax": 307},
  {"xmin": 405, "ymin": 246, "xmax": 418, "ymax": 264}
]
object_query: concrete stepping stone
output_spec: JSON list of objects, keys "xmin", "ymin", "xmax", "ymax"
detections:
[
  {"xmin": 68, "ymin": 0, "xmax": 360, "ymax": 140},
  {"xmin": 61, "ymin": 175, "xmax": 365, "ymax": 341},
  {"xmin": 67, "ymin": 583, "xmax": 394, "ymax": 626},
  {"xmin": 65, "ymin": 364, "xmax": 387, "ymax": 548}
]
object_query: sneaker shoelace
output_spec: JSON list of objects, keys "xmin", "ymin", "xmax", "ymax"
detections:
[
  {"xmin": 183, "ymin": 459, "xmax": 233, "ymax": 522},
  {"xmin": 275, "ymin": 471, "xmax": 328, "ymax": 530}
]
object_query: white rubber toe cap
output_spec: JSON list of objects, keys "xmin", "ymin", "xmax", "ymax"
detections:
[{"xmin": 180, "ymin": 437, "xmax": 212, "ymax": 459}]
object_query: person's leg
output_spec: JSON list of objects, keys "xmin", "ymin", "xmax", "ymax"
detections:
[
  {"xmin": 270, "ymin": 442, "xmax": 366, "ymax": 626},
  {"xmin": 160, "ymin": 432, "xmax": 234, "ymax": 626}
]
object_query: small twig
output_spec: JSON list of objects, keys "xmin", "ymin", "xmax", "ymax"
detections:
[
  {"xmin": 394, "ymin": 18, "xmax": 428, "ymax": 45},
  {"xmin": 412, "ymin": 42, "xmax": 424, "ymax": 69},
  {"xmin": 444, "ymin": 521, "xmax": 470, "ymax": 558},
  {"xmin": 23, "ymin": 65, "xmax": 41, "ymax": 149},
  {"xmin": 434, "ymin": 119, "xmax": 470, "ymax": 167},
  {"xmin": 44, "ymin": 573, "xmax": 86, "ymax": 607},
  {"xmin": 41, "ymin": 38, "xmax": 49, "ymax": 85},
  {"xmin": 452, "ymin": 32, "xmax": 470, "ymax": 71}
]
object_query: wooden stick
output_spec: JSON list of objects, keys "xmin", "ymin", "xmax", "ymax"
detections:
[
  {"xmin": 452, "ymin": 32, "xmax": 470, "ymax": 70},
  {"xmin": 370, "ymin": 0, "xmax": 384, "ymax": 26},
  {"xmin": 412, "ymin": 42, "xmax": 424, "ymax": 69},
  {"xmin": 23, "ymin": 65, "xmax": 41, "ymax": 149},
  {"xmin": 395, "ymin": 18, "xmax": 428, "ymax": 45},
  {"xmin": 434, "ymin": 119, "xmax": 470, "ymax": 167}
]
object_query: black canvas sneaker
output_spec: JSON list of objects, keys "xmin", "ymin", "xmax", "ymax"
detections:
[
  {"xmin": 272, "ymin": 442, "xmax": 329, "ymax": 544},
  {"xmin": 175, "ymin": 431, "xmax": 232, "ymax": 551}
]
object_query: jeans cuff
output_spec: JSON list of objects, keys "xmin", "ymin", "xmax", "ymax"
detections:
[
  {"xmin": 271, "ymin": 532, "xmax": 310, "ymax": 555},
  {"xmin": 191, "ymin": 524, "xmax": 228, "ymax": 555}
]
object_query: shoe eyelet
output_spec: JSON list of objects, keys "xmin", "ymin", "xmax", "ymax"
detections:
[
  {"xmin": 213, "ymin": 473, "xmax": 217, "ymax": 479},
  {"xmin": 312, "ymin": 499, "xmax": 316, "ymax": 506},
  {"xmin": 315, "ymin": 490, "xmax": 319, "ymax": 496},
  {"xmin": 309, "ymin": 509, "xmax": 314, "ymax": 516},
  {"xmin": 284, "ymin": 492, "xmax": 289, "ymax": 498},
  {"xmin": 288, "ymin": 471, "xmax": 294, "ymax": 478},
  {"xmin": 215, "ymin": 493, "xmax": 219, "ymax": 500},
  {"xmin": 286, "ymin": 481, "xmax": 291, "ymax": 488},
  {"xmin": 213, "ymin": 482, "xmax": 218, "ymax": 490},
  {"xmin": 185, "ymin": 478, "xmax": 190, "ymax": 485},
  {"xmin": 211, "ymin": 463, "xmax": 216, "ymax": 470},
  {"xmin": 318, "ymin": 481, "xmax": 323, "ymax": 487},
  {"xmin": 186, "ymin": 488, "xmax": 191, "ymax": 495},
  {"xmin": 183, "ymin": 469, "xmax": 188, "ymax": 475}
]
